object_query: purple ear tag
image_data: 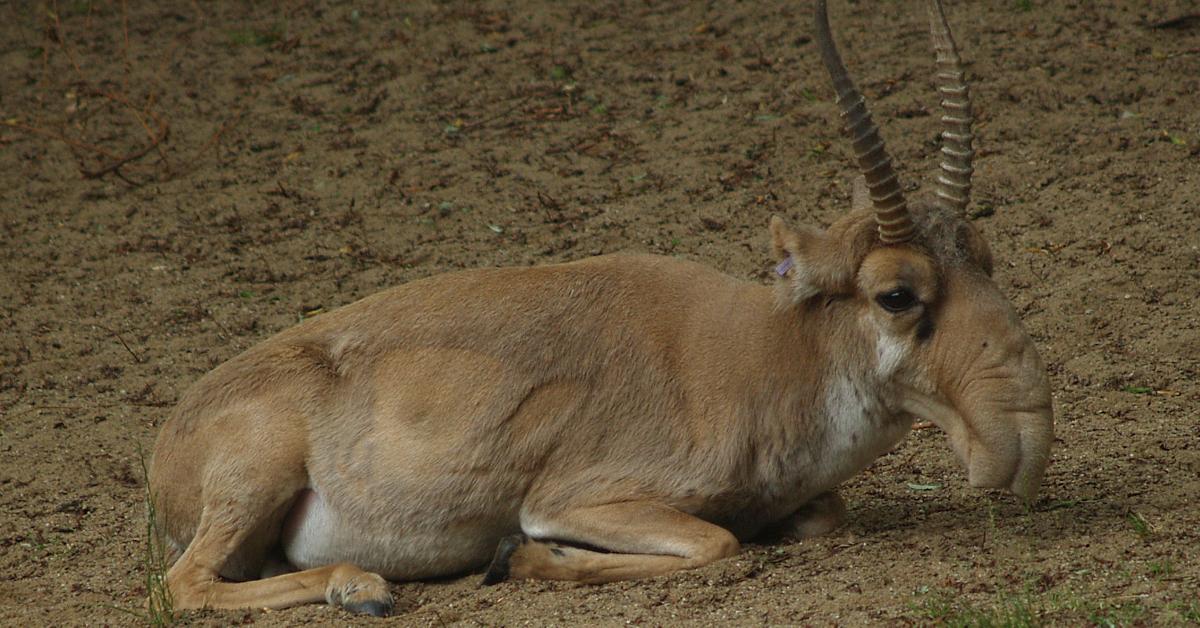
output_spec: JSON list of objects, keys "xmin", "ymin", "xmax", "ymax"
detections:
[{"xmin": 775, "ymin": 256, "xmax": 795, "ymax": 277}]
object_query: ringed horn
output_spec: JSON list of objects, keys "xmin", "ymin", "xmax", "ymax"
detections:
[{"xmin": 814, "ymin": 0, "xmax": 977, "ymax": 241}]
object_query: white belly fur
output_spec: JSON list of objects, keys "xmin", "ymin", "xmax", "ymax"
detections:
[{"xmin": 280, "ymin": 489, "xmax": 506, "ymax": 580}]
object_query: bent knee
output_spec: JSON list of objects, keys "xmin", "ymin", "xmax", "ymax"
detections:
[
  {"xmin": 694, "ymin": 530, "xmax": 740, "ymax": 563},
  {"xmin": 791, "ymin": 491, "xmax": 847, "ymax": 539},
  {"xmin": 165, "ymin": 566, "xmax": 215, "ymax": 610}
]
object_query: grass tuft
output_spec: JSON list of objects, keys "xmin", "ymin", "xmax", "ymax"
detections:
[
  {"xmin": 102, "ymin": 445, "xmax": 176, "ymax": 625},
  {"xmin": 910, "ymin": 587, "xmax": 1035, "ymax": 627},
  {"xmin": 1126, "ymin": 510, "xmax": 1154, "ymax": 538},
  {"xmin": 138, "ymin": 445, "xmax": 176, "ymax": 626},
  {"xmin": 105, "ymin": 445, "xmax": 177, "ymax": 625},
  {"xmin": 909, "ymin": 584, "xmax": 1163, "ymax": 627}
]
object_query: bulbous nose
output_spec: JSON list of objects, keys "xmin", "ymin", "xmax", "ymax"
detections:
[
  {"xmin": 963, "ymin": 405, "xmax": 1053, "ymax": 502},
  {"xmin": 936, "ymin": 301, "xmax": 1055, "ymax": 502}
]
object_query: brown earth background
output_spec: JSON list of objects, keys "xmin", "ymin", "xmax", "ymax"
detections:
[{"xmin": 2, "ymin": 0, "xmax": 1198, "ymax": 625}]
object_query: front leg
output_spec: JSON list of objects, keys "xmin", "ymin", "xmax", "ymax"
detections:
[
  {"xmin": 483, "ymin": 501, "xmax": 740, "ymax": 585},
  {"xmin": 773, "ymin": 490, "xmax": 847, "ymax": 540}
]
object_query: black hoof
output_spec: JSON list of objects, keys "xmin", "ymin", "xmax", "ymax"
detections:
[
  {"xmin": 343, "ymin": 598, "xmax": 394, "ymax": 617},
  {"xmin": 481, "ymin": 533, "xmax": 528, "ymax": 586}
]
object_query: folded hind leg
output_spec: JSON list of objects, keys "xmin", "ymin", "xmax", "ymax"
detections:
[
  {"xmin": 483, "ymin": 501, "xmax": 740, "ymax": 585},
  {"xmin": 165, "ymin": 461, "xmax": 393, "ymax": 615}
]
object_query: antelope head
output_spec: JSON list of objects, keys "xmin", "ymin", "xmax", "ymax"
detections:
[{"xmin": 772, "ymin": 0, "xmax": 1054, "ymax": 501}]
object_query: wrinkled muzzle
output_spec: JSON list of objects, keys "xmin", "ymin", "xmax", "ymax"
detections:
[
  {"xmin": 962, "ymin": 407, "xmax": 1053, "ymax": 501},
  {"xmin": 899, "ymin": 338, "xmax": 1054, "ymax": 502}
]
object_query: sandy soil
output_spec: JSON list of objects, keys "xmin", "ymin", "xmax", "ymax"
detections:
[{"xmin": 2, "ymin": 0, "xmax": 1198, "ymax": 625}]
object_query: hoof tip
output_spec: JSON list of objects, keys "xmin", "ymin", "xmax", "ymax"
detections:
[{"xmin": 481, "ymin": 533, "xmax": 527, "ymax": 586}]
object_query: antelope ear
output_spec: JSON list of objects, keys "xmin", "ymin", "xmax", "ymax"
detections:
[
  {"xmin": 769, "ymin": 216, "xmax": 853, "ymax": 304},
  {"xmin": 769, "ymin": 215, "xmax": 802, "ymax": 262}
]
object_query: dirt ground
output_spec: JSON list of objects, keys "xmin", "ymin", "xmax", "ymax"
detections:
[{"xmin": 2, "ymin": 0, "xmax": 1198, "ymax": 625}]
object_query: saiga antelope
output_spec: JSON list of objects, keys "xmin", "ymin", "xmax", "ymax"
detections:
[{"xmin": 149, "ymin": 0, "xmax": 1054, "ymax": 615}]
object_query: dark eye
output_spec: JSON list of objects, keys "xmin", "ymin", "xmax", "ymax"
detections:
[{"xmin": 876, "ymin": 288, "xmax": 918, "ymax": 313}]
